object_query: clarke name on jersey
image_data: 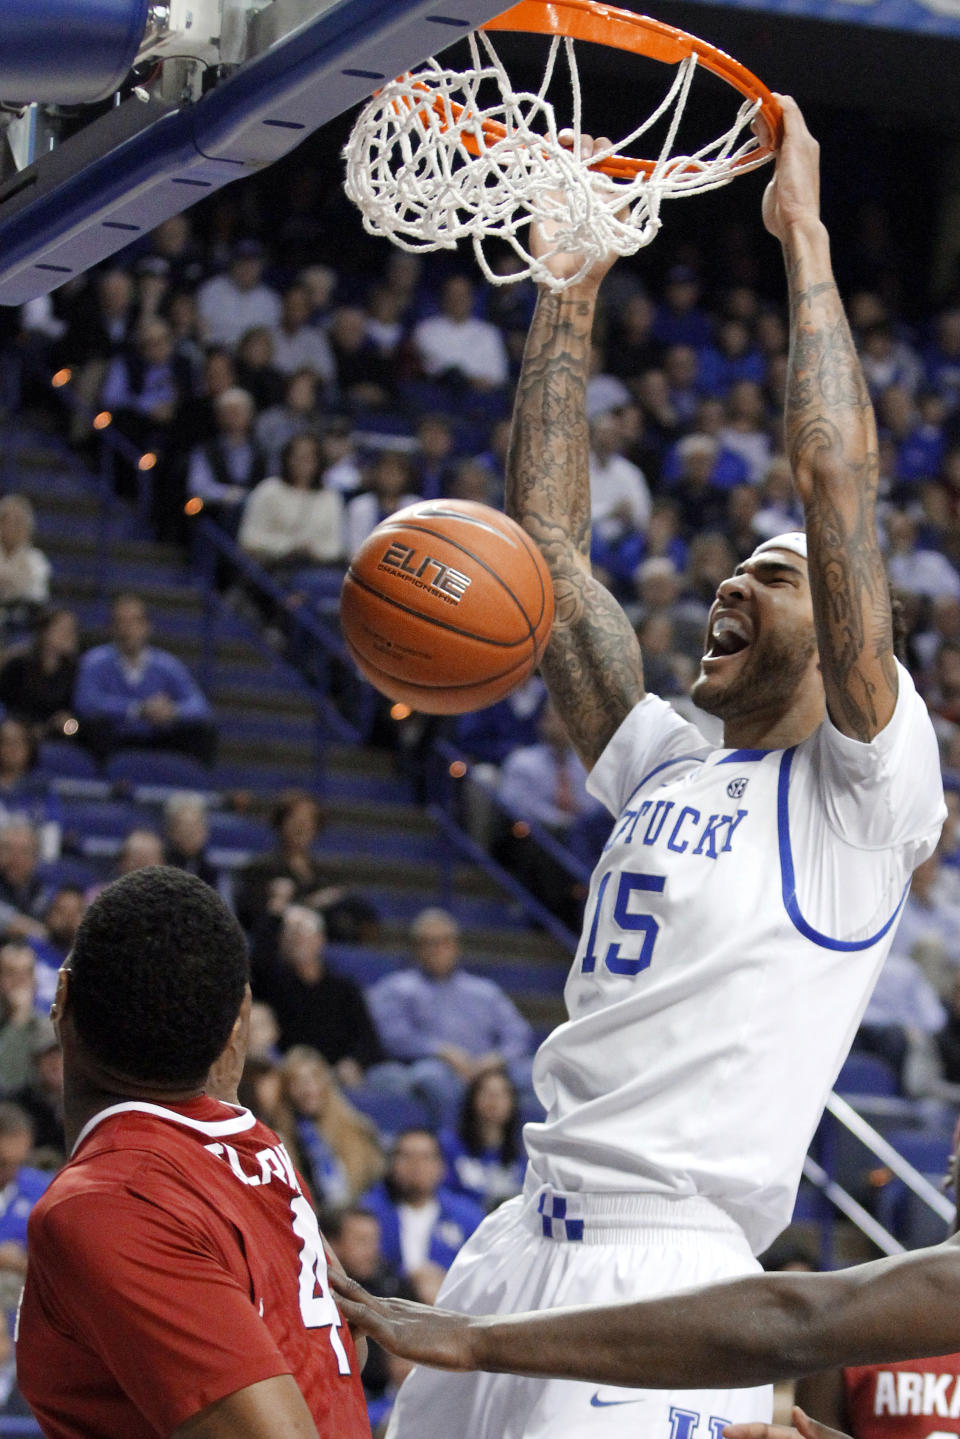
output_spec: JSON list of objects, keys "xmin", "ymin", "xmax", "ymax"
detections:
[{"xmin": 204, "ymin": 1138, "xmax": 299, "ymax": 1190}]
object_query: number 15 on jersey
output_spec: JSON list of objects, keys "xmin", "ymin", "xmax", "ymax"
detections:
[{"xmin": 581, "ymin": 871, "xmax": 666, "ymax": 978}]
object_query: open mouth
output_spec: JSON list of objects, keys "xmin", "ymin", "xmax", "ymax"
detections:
[{"xmin": 703, "ymin": 613, "xmax": 752, "ymax": 662}]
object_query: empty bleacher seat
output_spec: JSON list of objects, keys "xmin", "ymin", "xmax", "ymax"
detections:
[
  {"xmin": 345, "ymin": 1088, "xmax": 432, "ymax": 1143},
  {"xmin": 871, "ymin": 1126, "xmax": 955, "ymax": 1248},
  {"xmin": 207, "ymin": 812, "xmax": 273, "ymax": 853},
  {"xmin": 38, "ymin": 856, "xmax": 102, "ymax": 892},
  {"xmin": 835, "ymin": 1051, "xmax": 899, "ymax": 1098},
  {"xmin": 38, "ymin": 741, "xmax": 99, "ymax": 781},
  {"xmin": 105, "ymin": 750, "xmax": 212, "ymax": 791}
]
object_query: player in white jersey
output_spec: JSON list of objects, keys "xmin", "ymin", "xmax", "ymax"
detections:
[{"xmin": 385, "ymin": 96, "xmax": 945, "ymax": 1439}]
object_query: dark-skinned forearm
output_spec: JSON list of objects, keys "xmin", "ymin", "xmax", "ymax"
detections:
[
  {"xmin": 465, "ymin": 1250, "xmax": 960, "ymax": 1389},
  {"xmin": 781, "ymin": 219, "xmax": 896, "ymax": 741}
]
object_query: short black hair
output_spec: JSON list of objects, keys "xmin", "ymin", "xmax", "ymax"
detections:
[{"xmin": 69, "ymin": 866, "xmax": 248, "ymax": 1089}]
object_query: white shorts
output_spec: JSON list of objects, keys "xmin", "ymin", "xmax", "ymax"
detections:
[{"xmin": 386, "ymin": 1183, "xmax": 773, "ymax": 1439}]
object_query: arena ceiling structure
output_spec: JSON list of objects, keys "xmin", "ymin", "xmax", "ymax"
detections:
[{"xmin": 0, "ymin": 0, "xmax": 958, "ymax": 307}]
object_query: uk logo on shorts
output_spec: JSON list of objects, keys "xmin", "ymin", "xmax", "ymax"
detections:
[
  {"xmin": 537, "ymin": 1191, "xmax": 584, "ymax": 1241},
  {"xmin": 669, "ymin": 1406, "xmax": 730, "ymax": 1438}
]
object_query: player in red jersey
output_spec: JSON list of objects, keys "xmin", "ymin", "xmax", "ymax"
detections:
[{"xmin": 15, "ymin": 865, "xmax": 370, "ymax": 1439}]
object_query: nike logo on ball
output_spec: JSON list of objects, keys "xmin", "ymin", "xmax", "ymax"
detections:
[{"xmin": 590, "ymin": 1393, "xmax": 645, "ymax": 1408}]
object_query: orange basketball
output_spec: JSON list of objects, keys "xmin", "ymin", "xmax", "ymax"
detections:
[{"xmin": 340, "ymin": 499, "xmax": 554, "ymax": 714}]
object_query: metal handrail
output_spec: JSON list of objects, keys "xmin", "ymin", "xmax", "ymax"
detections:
[
  {"xmin": 431, "ymin": 737, "xmax": 595, "ymax": 889},
  {"xmin": 428, "ymin": 803, "xmax": 579, "ymax": 952},
  {"xmin": 825, "ymin": 1091, "xmax": 955, "ymax": 1221},
  {"xmin": 802, "ymin": 1154, "xmax": 905, "ymax": 1256},
  {"xmin": 800, "ymin": 1090, "xmax": 954, "ymax": 1267}
]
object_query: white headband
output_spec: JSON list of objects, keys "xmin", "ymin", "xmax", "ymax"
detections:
[{"xmin": 750, "ymin": 531, "xmax": 807, "ymax": 562}]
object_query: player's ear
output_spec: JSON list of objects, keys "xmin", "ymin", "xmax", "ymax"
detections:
[{"xmin": 50, "ymin": 962, "xmax": 71, "ymax": 1032}]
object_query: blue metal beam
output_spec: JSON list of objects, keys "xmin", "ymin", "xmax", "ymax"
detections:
[{"xmin": 0, "ymin": 0, "xmax": 507, "ymax": 304}]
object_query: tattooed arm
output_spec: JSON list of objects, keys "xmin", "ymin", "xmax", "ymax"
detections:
[
  {"xmin": 507, "ymin": 150, "xmax": 645, "ymax": 769},
  {"xmin": 764, "ymin": 97, "xmax": 897, "ymax": 742}
]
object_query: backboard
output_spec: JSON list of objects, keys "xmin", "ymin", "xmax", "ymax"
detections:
[{"xmin": 0, "ymin": 0, "xmax": 511, "ymax": 305}]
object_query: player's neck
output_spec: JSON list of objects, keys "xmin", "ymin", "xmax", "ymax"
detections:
[
  {"xmin": 721, "ymin": 713, "xmax": 818, "ymax": 749},
  {"xmin": 721, "ymin": 698, "xmax": 825, "ymax": 750},
  {"xmin": 63, "ymin": 1068, "xmax": 205, "ymax": 1154},
  {"xmin": 720, "ymin": 682, "xmax": 826, "ymax": 750}
]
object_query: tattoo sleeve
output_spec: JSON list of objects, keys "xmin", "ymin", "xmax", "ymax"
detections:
[
  {"xmin": 506, "ymin": 288, "xmax": 645, "ymax": 768},
  {"xmin": 783, "ymin": 226, "xmax": 898, "ymax": 742}
]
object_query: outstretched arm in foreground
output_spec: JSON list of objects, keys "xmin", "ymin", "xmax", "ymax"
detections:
[
  {"xmin": 331, "ymin": 1238, "xmax": 960, "ymax": 1389},
  {"xmin": 507, "ymin": 138, "xmax": 644, "ymax": 769},
  {"xmin": 767, "ymin": 96, "xmax": 896, "ymax": 742}
]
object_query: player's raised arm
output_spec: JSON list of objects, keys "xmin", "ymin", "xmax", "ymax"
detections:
[
  {"xmin": 765, "ymin": 96, "xmax": 897, "ymax": 742},
  {"xmin": 507, "ymin": 136, "xmax": 645, "ymax": 769}
]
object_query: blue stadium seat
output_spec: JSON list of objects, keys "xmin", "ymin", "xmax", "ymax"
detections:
[
  {"xmin": 105, "ymin": 750, "xmax": 211, "ymax": 791},
  {"xmin": 835, "ymin": 1051, "xmax": 899, "ymax": 1098},
  {"xmin": 38, "ymin": 856, "xmax": 102, "ymax": 891},
  {"xmin": 519, "ymin": 1092, "xmax": 546, "ymax": 1125},
  {"xmin": 37, "ymin": 741, "xmax": 99, "ymax": 780},
  {"xmin": 871, "ymin": 1127, "xmax": 955, "ymax": 1247},
  {"xmin": 882, "ymin": 1127, "xmax": 954, "ymax": 1181},
  {"xmin": 345, "ymin": 1088, "xmax": 432, "ymax": 1142},
  {"xmin": 60, "ymin": 799, "xmax": 139, "ymax": 841},
  {"xmin": 325, "ymin": 945, "xmax": 396, "ymax": 987},
  {"xmin": 207, "ymin": 812, "xmax": 273, "ymax": 852}
]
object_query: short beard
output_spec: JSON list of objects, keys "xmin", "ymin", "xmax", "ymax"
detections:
[{"xmin": 692, "ymin": 626, "xmax": 818, "ymax": 722}]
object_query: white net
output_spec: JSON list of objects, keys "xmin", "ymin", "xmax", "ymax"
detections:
[{"xmin": 343, "ymin": 28, "xmax": 766, "ymax": 290}]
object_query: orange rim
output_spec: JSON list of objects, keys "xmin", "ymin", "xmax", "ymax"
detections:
[{"xmin": 398, "ymin": 0, "xmax": 783, "ymax": 181}]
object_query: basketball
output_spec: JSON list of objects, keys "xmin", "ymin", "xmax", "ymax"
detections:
[{"xmin": 340, "ymin": 500, "xmax": 555, "ymax": 714}]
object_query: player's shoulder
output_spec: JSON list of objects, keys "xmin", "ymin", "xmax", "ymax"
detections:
[
  {"xmin": 798, "ymin": 658, "xmax": 940, "ymax": 781},
  {"xmin": 584, "ymin": 691, "xmax": 715, "ymax": 816},
  {"xmin": 31, "ymin": 1103, "xmax": 272, "ymax": 1234},
  {"xmin": 26, "ymin": 1149, "xmax": 156, "ymax": 1253}
]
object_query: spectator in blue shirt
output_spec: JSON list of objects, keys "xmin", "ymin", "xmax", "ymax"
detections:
[
  {"xmin": 100, "ymin": 317, "xmax": 191, "ymax": 456},
  {"xmin": 362, "ymin": 1128, "xmax": 484, "ymax": 1303},
  {"xmin": 366, "ymin": 908, "xmax": 534, "ymax": 1128},
  {"xmin": 0, "ymin": 1102, "xmax": 51, "ymax": 1291},
  {"xmin": 438, "ymin": 1066, "xmax": 525, "ymax": 1213},
  {"xmin": 73, "ymin": 593, "xmax": 217, "ymax": 764}
]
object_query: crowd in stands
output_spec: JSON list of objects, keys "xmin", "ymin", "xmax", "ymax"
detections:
[{"xmin": 2, "ymin": 148, "xmax": 960, "ymax": 1430}]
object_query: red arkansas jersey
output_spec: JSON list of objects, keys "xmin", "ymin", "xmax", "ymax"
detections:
[
  {"xmin": 16, "ymin": 1096, "xmax": 370, "ymax": 1439},
  {"xmin": 844, "ymin": 1354, "xmax": 960, "ymax": 1437}
]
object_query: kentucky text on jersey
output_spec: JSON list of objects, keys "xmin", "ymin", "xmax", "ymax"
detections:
[{"xmin": 604, "ymin": 798, "xmax": 749, "ymax": 859}]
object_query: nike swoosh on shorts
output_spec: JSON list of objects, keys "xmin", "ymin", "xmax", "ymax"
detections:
[{"xmin": 590, "ymin": 1393, "xmax": 645, "ymax": 1409}]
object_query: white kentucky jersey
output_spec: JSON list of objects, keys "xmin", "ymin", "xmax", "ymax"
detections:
[{"xmin": 524, "ymin": 660, "xmax": 945, "ymax": 1254}]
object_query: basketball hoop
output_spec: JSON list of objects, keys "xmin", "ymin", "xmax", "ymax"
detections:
[{"xmin": 343, "ymin": 0, "xmax": 783, "ymax": 290}]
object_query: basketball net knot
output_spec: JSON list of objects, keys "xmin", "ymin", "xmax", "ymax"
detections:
[{"xmin": 344, "ymin": 30, "xmax": 764, "ymax": 290}]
